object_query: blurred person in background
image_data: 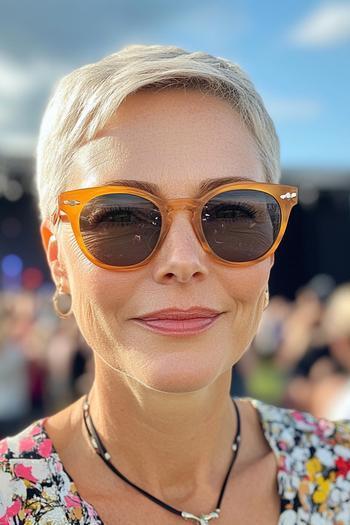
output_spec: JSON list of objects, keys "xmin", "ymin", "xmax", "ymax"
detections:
[
  {"xmin": 0, "ymin": 293, "xmax": 32, "ymax": 437},
  {"xmin": 45, "ymin": 316, "xmax": 84, "ymax": 411},
  {"xmin": 282, "ymin": 277, "xmax": 346, "ymax": 413},
  {"xmin": 240, "ymin": 294, "xmax": 292, "ymax": 406},
  {"xmin": 68, "ymin": 331, "xmax": 94, "ymax": 399},
  {"xmin": 307, "ymin": 283, "xmax": 350, "ymax": 419},
  {"xmin": 237, "ymin": 274, "xmax": 336, "ymax": 409},
  {"xmin": 1, "ymin": 44, "xmax": 350, "ymax": 525},
  {"xmin": 0, "ymin": 288, "xmax": 94, "ymax": 434},
  {"xmin": 275, "ymin": 282, "xmax": 325, "ymax": 372}
]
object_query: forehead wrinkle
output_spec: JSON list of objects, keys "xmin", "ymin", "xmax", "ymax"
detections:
[
  {"xmin": 68, "ymin": 122, "xmax": 265, "ymax": 196},
  {"xmin": 72, "ymin": 136, "xmax": 129, "ymax": 169},
  {"xmin": 69, "ymin": 136, "xmax": 130, "ymax": 187}
]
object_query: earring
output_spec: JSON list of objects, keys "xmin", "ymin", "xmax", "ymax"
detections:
[
  {"xmin": 264, "ymin": 287, "xmax": 269, "ymax": 310},
  {"xmin": 52, "ymin": 278, "xmax": 72, "ymax": 318}
]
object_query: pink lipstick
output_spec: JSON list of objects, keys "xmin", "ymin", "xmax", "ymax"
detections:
[{"xmin": 131, "ymin": 307, "xmax": 223, "ymax": 336}]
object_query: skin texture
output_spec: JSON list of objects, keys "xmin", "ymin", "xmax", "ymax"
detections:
[{"xmin": 40, "ymin": 89, "xmax": 277, "ymax": 519}]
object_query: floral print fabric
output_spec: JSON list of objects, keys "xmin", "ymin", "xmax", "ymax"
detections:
[
  {"xmin": 250, "ymin": 399, "xmax": 350, "ymax": 524},
  {"xmin": 0, "ymin": 418, "xmax": 102, "ymax": 525},
  {"xmin": 0, "ymin": 398, "xmax": 350, "ymax": 524}
]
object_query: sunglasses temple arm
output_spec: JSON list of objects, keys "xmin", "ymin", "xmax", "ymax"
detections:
[{"xmin": 50, "ymin": 210, "xmax": 69, "ymax": 227}]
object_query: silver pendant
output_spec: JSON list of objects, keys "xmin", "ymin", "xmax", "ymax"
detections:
[{"xmin": 181, "ymin": 509, "xmax": 220, "ymax": 524}]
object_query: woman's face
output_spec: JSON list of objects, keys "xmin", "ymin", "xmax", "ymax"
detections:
[{"xmin": 42, "ymin": 89, "xmax": 274, "ymax": 393}]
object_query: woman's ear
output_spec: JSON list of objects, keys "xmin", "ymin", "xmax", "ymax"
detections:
[
  {"xmin": 40, "ymin": 218, "xmax": 54, "ymax": 254},
  {"xmin": 40, "ymin": 219, "xmax": 68, "ymax": 289}
]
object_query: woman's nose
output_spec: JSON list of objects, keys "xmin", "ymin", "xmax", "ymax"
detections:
[{"xmin": 151, "ymin": 211, "xmax": 210, "ymax": 284}]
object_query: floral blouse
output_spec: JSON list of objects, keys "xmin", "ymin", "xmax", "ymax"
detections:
[{"xmin": 1, "ymin": 398, "xmax": 350, "ymax": 524}]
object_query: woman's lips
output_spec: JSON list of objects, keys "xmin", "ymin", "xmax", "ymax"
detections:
[{"xmin": 132, "ymin": 314, "xmax": 222, "ymax": 335}]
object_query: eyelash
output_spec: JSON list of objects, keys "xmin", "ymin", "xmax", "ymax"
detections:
[
  {"xmin": 86, "ymin": 201, "xmax": 258, "ymax": 224},
  {"xmin": 203, "ymin": 203, "xmax": 257, "ymax": 221},
  {"xmin": 85, "ymin": 206, "xmax": 161, "ymax": 228},
  {"xmin": 86, "ymin": 206, "xmax": 135, "ymax": 226}
]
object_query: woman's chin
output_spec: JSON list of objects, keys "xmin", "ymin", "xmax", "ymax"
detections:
[
  {"xmin": 139, "ymin": 376, "xmax": 217, "ymax": 394},
  {"xmin": 124, "ymin": 358, "xmax": 227, "ymax": 394}
]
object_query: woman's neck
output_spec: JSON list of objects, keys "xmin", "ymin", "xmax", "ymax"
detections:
[{"xmin": 85, "ymin": 364, "xmax": 237, "ymax": 504}]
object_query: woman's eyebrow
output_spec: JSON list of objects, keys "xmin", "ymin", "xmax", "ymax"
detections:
[{"xmin": 100, "ymin": 176, "xmax": 257, "ymax": 198}]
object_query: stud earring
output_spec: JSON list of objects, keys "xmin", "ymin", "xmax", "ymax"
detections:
[{"xmin": 52, "ymin": 278, "xmax": 72, "ymax": 318}]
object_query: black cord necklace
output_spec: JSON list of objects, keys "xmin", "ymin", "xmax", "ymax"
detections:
[{"xmin": 82, "ymin": 394, "xmax": 241, "ymax": 525}]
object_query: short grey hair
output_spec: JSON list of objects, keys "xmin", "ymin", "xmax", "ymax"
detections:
[{"xmin": 35, "ymin": 44, "xmax": 280, "ymax": 223}]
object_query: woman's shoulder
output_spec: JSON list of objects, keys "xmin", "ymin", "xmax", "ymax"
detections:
[
  {"xmin": 249, "ymin": 397, "xmax": 350, "ymax": 447},
  {"xmin": 0, "ymin": 418, "xmax": 54, "ymax": 462},
  {"xmin": 0, "ymin": 419, "xmax": 57, "ymax": 523},
  {"xmin": 247, "ymin": 397, "xmax": 350, "ymax": 523},
  {"xmin": 248, "ymin": 397, "xmax": 350, "ymax": 474},
  {"xmin": 0, "ymin": 418, "xmax": 55, "ymax": 481},
  {"xmin": 0, "ymin": 419, "xmax": 91, "ymax": 524}
]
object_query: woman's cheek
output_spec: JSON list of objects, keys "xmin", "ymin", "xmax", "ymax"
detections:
[
  {"xmin": 222, "ymin": 260, "xmax": 270, "ymax": 305},
  {"xmin": 226, "ymin": 264, "xmax": 269, "ymax": 349}
]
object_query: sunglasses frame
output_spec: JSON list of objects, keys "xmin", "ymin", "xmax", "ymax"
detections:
[{"xmin": 50, "ymin": 181, "xmax": 298, "ymax": 271}]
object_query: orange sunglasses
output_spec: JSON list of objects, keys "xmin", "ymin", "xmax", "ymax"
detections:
[{"xmin": 50, "ymin": 181, "xmax": 298, "ymax": 271}]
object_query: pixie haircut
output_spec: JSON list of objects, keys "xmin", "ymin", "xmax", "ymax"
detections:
[{"xmin": 35, "ymin": 44, "xmax": 280, "ymax": 223}]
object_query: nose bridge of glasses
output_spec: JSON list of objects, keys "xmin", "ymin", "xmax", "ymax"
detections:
[
  {"xmin": 163, "ymin": 198, "xmax": 202, "ymax": 244},
  {"xmin": 165, "ymin": 198, "xmax": 199, "ymax": 216},
  {"xmin": 162, "ymin": 199, "xmax": 205, "ymax": 255}
]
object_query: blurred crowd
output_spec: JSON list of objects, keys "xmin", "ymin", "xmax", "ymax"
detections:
[
  {"xmin": 1, "ymin": 274, "xmax": 350, "ymax": 439},
  {"xmin": 0, "ymin": 286, "xmax": 93, "ymax": 439},
  {"xmin": 234, "ymin": 275, "xmax": 350, "ymax": 420}
]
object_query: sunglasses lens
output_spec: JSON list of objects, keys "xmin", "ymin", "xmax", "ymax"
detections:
[
  {"xmin": 79, "ymin": 194, "xmax": 162, "ymax": 266},
  {"xmin": 201, "ymin": 190, "xmax": 281, "ymax": 262}
]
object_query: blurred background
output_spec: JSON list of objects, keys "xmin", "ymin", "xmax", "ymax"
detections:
[{"xmin": 0, "ymin": 0, "xmax": 350, "ymax": 438}]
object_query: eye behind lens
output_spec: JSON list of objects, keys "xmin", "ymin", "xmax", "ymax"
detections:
[
  {"xmin": 79, "ymin": 193, "xmax": 162, "ymax": 266},
  {"xmin": 201, "ymin": 189, "xmax": 281, "ymax": 262}
]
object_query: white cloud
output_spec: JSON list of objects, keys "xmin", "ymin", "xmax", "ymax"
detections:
[
  {"xmin": 122, "ymin": 3, "xmax": 250, "ymax": 53},
  {"xmin": 288, "ymin": 2, "xmax": 350, "ymax": 47},
  {"xmin": 0, "ymin": 55, "xmax": 70, "ymax": 155},
  {"xmin": 0, "ymin": 54, "xmax": 68, "ymax": 98},
  {"xmin": 0, "ymin": 56, "xmax": 36, "ymax": 97},
  {"xmin": 0, "ymin": 104, "xmax": 14, "ymax": 127},
  {"xmin": 265, "ymin": 97, "xmax": 322, "ymax": 122},
  {"xmin": 0, "ymin": 131, "xmax": 36, "ymax": 156}
]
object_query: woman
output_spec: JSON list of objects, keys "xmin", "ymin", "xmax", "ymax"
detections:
[{"xmin": 1, "ymin": 44, "xmax": 349, "ymax": 525}]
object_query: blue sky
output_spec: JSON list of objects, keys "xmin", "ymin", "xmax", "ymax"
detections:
[{"xmin": 0, "ymin": 0, "xmax": 349, "ymax": 171}]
